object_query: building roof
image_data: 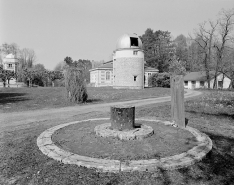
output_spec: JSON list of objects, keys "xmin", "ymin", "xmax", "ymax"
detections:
[
  {"xmin": 144, "ymin": 67, "xmax": 159, "ymax": 72},
  {"xmin": 184, "ymin": 71, "xmax": 221, "ymax": 81},
  {"xmin": 89, "ymin": 62, "xmax": 113, "ymax": 71},
  {"xmin": 90, "ymin": 61, "xmax": 159, "ymax": 72}
]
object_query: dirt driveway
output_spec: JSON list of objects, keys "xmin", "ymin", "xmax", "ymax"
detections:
[{"xmin": 0, "ymin": 90, "xmax": 201, "ymax": 130}]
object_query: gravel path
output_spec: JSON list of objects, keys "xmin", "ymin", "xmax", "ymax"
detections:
[{"xmin": 0, "ymin": 90, "xmax": 202, "ymax": 130}]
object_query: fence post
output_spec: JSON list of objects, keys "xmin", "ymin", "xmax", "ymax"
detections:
[{"xmin": 171, "ymin": 75, "xmax": 185, "ymax": 128}]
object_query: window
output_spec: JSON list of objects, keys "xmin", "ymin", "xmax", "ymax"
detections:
[
  {"xmin": 130, "ymin": 37, "xmax": 138, "ymax": 47},
  {"xmin": 148, "ymin": 73, "xmax": 152, "ymax": 76},
  {"xmin": 133, "ymin": 51, "xmax": 138, "ymax": 55},
  {"xmin": 200, "ymin": 81, "xmax": 204, "ymax": 87},
  {"xmin": 184, "ymin": 81, "xmax": 188, "ymax": 86},
  {"xmin": 8, "ymin": 64, "xmax": 13, "ymax": 68},
  {"xmin": 218, "ymin": 81, "xmax": 223, "ymax": 88},
  {"xmin": 106, "ymin": 71, "xmax": 110, "ymax": 81},
  {"xmin": 134, "ymin": 76, "xmax": 137, "ymax": 81}
]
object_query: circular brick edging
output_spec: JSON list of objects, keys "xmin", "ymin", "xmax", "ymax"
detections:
[
  {"xmin": 37, "ymin": 118, "xmax": 212, "ymax": 173},
  {"xmin": 94, "ymin": 123, "xmax": 154, "ymax": 140}
]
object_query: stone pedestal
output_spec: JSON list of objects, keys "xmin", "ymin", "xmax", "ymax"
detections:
[{"xmin": 110, "ymin": 105, "xmax": 135, "ymax": 131}]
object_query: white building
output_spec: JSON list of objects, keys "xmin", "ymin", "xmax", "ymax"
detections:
[
  {"xmin": 184, "ymin": 71, "xmax": 231, "ymax": 89},
  {"xmin": 89, "ymin": 62, "xmax": 113, "ymax": 87},
  {"xmin": 0, "ymin": 54, "xmax": 19, "ymax": 87},
  {"xmin": 113, "ymin": 33, "xmax": 144, "ymax": 89},
  {"xmin": 89, "ymin": 33, "xmax": 159, "ymax": 88},
  {"xmin": 89, "ymin": 61, "xmax": 158, "ymax": 87}
]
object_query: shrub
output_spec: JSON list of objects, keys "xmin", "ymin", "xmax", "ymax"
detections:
[
  {"xmin": 53, "ymin": 79, "xmax": 65, "ymax": 87},
  {"xmin": 64, "ymin": 67, "xmax": 88, "ymax": 103},
  {"xmin": 148, "ymin": 73, "xmax": 170, "ymax": 88}
]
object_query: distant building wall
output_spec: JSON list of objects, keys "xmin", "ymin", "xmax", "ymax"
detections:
[
  {"xmin": 184, "ymin": 73, "xmax": 231, "ymax": 89},
  {"xmin": 114, "ymin": 57, "xmax": 144, "ymax": 89},
  {"xmin": 90, "ymin": 69, "xmax": 113, "ymax": 87}
]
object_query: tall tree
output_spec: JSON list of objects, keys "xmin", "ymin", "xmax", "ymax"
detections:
[
  {"xmin": 64, "ymin": 57, "xmax": 92, "ymax": 83},
  {"xmin": 22, "ymin": 69, "xmax": 38, "ymax": 87},
  {"xmin": 54, "ymin": 61, "xmax": 66, "ymax": 71},
  {"xmin": 17, "ymin": 48, "xmax": 37, "ymax": 81},
  {"xmin": 47, "ymin": 70, "xmax": 64, "ymax": 87},
  {"xmin": 174, "ymin": 34, "xmax": 189, "ymax": 70},
  {"xmin": 33, "ymin": 63, "xmax": 46, "ymax": 71},
  {"xmin": 213, "ymin": 8, "xmax": 234, "ymax": 88},
  {"xmin": 190, "ymin": 20, "xmax": 218, "ymax": 88},
  {"xmin": 0, "ymin": 69, "xmax": 15, "ymax": 87},
  {"xmin": 18, "ymin": 48, "xmax": 36, "ymax": 68},
  {"xmin": 0, "ymin": 43, "xmax": 19, "ymax": 56},
  {"xmin": 141, "ymin": 29, "xmax": 174, "ymax": 72}
]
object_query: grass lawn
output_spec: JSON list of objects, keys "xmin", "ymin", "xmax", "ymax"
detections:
[
  {"xmin": 0, "ymin": 90, "xmax": 234, "ymax": 184},
  {"xmin": 0, "ymin": 86, "xmax": 170, "ymax": 113}
]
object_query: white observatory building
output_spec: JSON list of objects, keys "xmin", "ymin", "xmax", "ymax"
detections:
[
  {"xmin": 89, "ymin": 33, "xmax": 158, "ymax": 88},
  {"xmin": 113, "ymin": 33, "xmax": 144, "ymax": 89}
]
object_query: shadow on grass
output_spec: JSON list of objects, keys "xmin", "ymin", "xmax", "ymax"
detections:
[
  {"xmin": 86, "ymin": 98, "xmax": 103, "ymax": 103},
  {"xmin": 0, "ymin": 93, "xmax": 30, "ymax": 104},
  {"xmin": 187, "ymin": 110, "xmax": 234, "ymax": 120},
  {"xmin": 177, "ymin": 132, "xmax": 234, "ymax": 184}
]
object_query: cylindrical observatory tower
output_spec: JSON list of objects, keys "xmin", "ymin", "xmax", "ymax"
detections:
[{"xmin": 113, "ymin": 33, "xmax": 144, "ymax": 89}]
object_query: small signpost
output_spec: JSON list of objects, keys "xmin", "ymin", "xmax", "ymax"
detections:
[{"xmin": 170, "ymin": 75, "xmax": 185, "ymax": 128}]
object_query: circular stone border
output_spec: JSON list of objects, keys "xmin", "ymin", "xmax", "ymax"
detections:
[
  {"xmin": 37, "ymin": 118, "xmax": 212, "ymax": 173},
  {"xmin": 94, "ymin": 123, "xmax": 154, "ymax": 140}
]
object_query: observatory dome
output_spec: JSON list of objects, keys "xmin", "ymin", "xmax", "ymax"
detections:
[{"xmin": 116, "ymin": 33, "xmax": 143, "ymax": 50}]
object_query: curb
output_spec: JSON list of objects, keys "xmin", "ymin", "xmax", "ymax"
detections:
[{"xmin": 37, "ymin": 118, "xmax": 212, "ymax": 173}]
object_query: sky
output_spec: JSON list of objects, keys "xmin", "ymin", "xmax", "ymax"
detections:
[{"xmin": 0, "ymin": 0, "xmax": 233, "ymax": 70}]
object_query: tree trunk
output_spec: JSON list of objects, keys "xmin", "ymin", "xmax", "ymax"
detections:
[
  {"xmin": 110, "ymin": 105, "xmax": 135, "ymax": 131},
  {"xmin": 221, "ymin": 73, "xmax": 225, "ymax": 89},
  {"xmin": 213, "ymin": 64, "xmax": 219, "ymax": 89}
]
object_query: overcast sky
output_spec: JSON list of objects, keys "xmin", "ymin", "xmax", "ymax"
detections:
[{"xmin": 1, "ymin": 0, "xmax": 233, "ymax": 70}]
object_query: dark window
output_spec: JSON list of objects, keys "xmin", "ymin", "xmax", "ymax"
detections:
[
  {"xmin": 133, "ymin": 51, "xmax": 138, "ymax": 55},
  {"xmin": 184, "ymin": 81, "xmax": 188, "ymax": 86},
  {"xmin": 218, "ymin": 81, "xmax": 223, "ymax": 88},
  {"xmin": 134, "ymin": 76, "xmax": 137, "ymax": 81},
  {"xmin": 200, "ymin": 81, "xmax": 204, "ymax": 86},
  {"xmin": 130, "ymin": 37, "xmax": 138, "ymax": 47},
  {"xmin": 106, "ymin": 71, "xmax": 110, "ymax": 80},
  {"xmin": 8, "ymin": 64, "xmax": 13, "ymax": 68}
]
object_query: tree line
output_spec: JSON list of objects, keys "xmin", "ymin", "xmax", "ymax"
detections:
[
  {"xmin": 0, "ymin": 43, "xmax": 63, "ymax": 87},
  {"xmin": 1, "ymin": 8, "xmax": 233, "ymax": 89},
  {"xmin": 141, "ymin": 8, "xmax": 234, "ymax": 89}
]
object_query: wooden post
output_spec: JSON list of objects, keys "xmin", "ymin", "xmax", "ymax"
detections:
[
  {"xmin": 110, "ymin": 105, "xmax": 135, "ymax": 131},
  {"xmin": 171, "ymin": 75, "xmax": 185, "ymax": 128}
]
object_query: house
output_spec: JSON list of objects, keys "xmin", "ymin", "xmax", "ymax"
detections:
[
  {"xmin": 89, "ymin": 61, "xmax": 158, "ymax": 87},
  {"xmin": 184, "ymin": 71, "xmax": 231, "ymax": 89},
  {"xmin": 0, "ymin": 54, "xmax": 20, "ymax": 87}
]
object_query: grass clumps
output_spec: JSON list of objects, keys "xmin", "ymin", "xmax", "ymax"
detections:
[{"xmin": 64, "ymin": 67, "xmax": 88, "ymax": 103}]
